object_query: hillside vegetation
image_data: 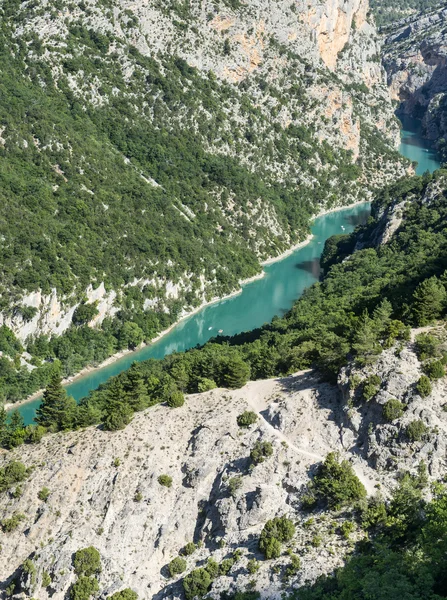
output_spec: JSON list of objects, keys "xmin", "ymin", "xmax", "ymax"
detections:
[{"xmin": 0, "ymin": 0, "xmax": 406, "ymax": 404}]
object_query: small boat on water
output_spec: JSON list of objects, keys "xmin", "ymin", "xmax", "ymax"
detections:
[
  {"xmin": 208, "ymin": 326, "xmax": 212, "ymax": 330},
  {"xmin": 218, "ymin": 329, "xmax": 223, "ymax": 334}
]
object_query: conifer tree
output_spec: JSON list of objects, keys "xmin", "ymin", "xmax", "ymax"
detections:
[
  {"xmin": 412, "ymin": 276, "xmax": 446, "ymax": 326},
  {"xmin": 35, "ymin": 374, "xmax": 76, "ymax": 431},
  {"xmin": 102, "ymin": 379, "xmax": 133, "ymax": 431},
  {"xmin": 124, "ymin": 368, "xmax": 149, "ymax": 411}
]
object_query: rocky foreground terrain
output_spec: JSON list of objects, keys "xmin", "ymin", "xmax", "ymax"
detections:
[{"xmin": 1, "ymin": 327, "xmax": 446, "ymax": 598}]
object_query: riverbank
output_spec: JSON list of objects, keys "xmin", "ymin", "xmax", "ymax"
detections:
[{"xmin": 4, "ymin": 200, "xmax": 368, "ymax": 414}]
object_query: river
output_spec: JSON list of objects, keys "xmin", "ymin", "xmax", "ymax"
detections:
[{"xmin": 14, "ymin": 117, "xmax": 441, "ymax": 425}]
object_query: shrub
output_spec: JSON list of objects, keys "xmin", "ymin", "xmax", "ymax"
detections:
[
  {"xmin": 308, "ymin": 452, "xmax": 366, "ymax": 509},
  {"xmin": 228, "ymin": 476, "xmax": 243, "ymax": 497},
  {"xmin": 284, "ymin": 554, "xmax": 301, "ymax": 578},
  {"xmin": 197, "ymin": 377, "xmax": 217, "ymax": 392},
  {"xmin": 70, "ymin": 575, "xmax": 99, "ymax": 600},
  {"xmin": 108, "ymin": 589, "xmax": 138, "ymax": 600},
  {"xmin": 415, "ymin": 333, "xmax": 441, "ymax": 361},
  {"xmin": 168, "ymin": 557, "xmax": 187, "ymax": 577},
  {"xmin": 340, "ymin": 521, "xmax": 355, "ymax": 539},
  {"xmin": 219, "ymin": 558, "xmax": 235, "ymax": 575},
  {"xmin": 134, "ymin": 491, "xmax": 143, "ymax": 502},
  {"xmin": 259, "ymin": 516, "xmax": 295, "ymax": 559},
  {"xmin": 167, "ymin": 390, "xmax": 185, "ymax": 408},
  {"xmin": 1, "ymin": 512, "xmax": 25, "ymax": 532},
  {"xmin": 237, "ymin": 411, "xmax": 258, "ymax": 428},
  {"xmin": 38, "ymin": 487, "xmax": 50, "ymax": 502},
  {"xmin": 416, "ymin": 375, "xmax": 432, "ymax": 397},
  {"xmin": 250, "ymin": 441, "xmax": 273, "ymax": 465},
  {"xmin": 362, "ymin": 374, "xmax": 381, "ymax": 401},
  {"xmin": 247, "ymin": 559, "xmax": 260, "ymax": 574},
  {"xmin": 383, "ymin": 398, "xmax": 404, "ymax": 422},
  {"xmin": 425, "ymin": 360, "xmax": 445, "ymax": 380},
  {"xmin": 158, "ymin": 474, "xmax": 173, "ymax": 488},
  {"xmin": 73, "ymin": 547, "xmax": 101, "ymax": 577},
  {"xmin": 183, "ymin": 568, "xmax": 212, "ymax": 600},
  {"xmin": 407, "ymin": 420, "xmax": 428, "ymax": 442},
  {"xmin": 0, "ymin": 460, "xmax": 29, "ymax": 492},
  {"xmin": 182, "ymin": 542, "xmax": 196, "ymax": 556},
  {"xmin": 42, "ymin": 571, "xmax": 51, "ymax": 587},
  {"xmin": 205, "ymin": 558, "xmax": 219, "ymax": 579}
]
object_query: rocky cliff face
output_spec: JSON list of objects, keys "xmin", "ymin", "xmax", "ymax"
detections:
[
  {"xmin": 0, "ymin": 0, "xmax": 406, "ymax": 344},
  {"xmin": 1, "ymin": 329, "xmax": 446, "ymax": 598},
  {"xmin": 383, "ymin": 4, "xmax": 447, "ymax": 147}
]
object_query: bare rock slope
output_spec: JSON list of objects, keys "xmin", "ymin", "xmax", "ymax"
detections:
[{"xmin": 2, "ymin": 336, "xmax": 446, "ymax": 599}]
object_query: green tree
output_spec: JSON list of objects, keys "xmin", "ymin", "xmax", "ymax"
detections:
[
  {"xmin": 102, "ymin": 379, "xmax": 133, "ymax": 431},
  {"xmin": 416, "ymin": 375, "xmax": 432, "ymax": 397},
  {"xmin": 35, "ymin": 374, "xmax": 76, "ymax": 431},
  {"xmin": 70, "ymin": 576, "xmax": 99, "ymax": 600},
  {"xmin": 108, "ymin": 590, "xmax": 138, "ymax": 600},
  {"xmin": 383, "ymin": 398, "xmax": 404, "ymax": 422},
  {"xmin": 250, "ymin": 440, "xmax": 273, "ymax": 464},
  {"xmin": 425, "ymin": 360, "xmax": 445, "ymax": 380},
  {"xmin": 168, "ymin": 557, "xmax": 187, "ymax": 577},
  {"xmin": 412, "ymin": 276, "xmax": 446, "ymax": 325},
  {"xmin": 259, "ymin": 516, "xmax": 295, "ymax": 559},
  {"xmin": 119, "ymin": 322, "xmax": 144, "ymax": 350},
  {"xmin": 73, "ymin": 547, "xmax": 101, "ymax": 576},
  {"xmin": 183, "ymin": 568, "xmax": 212, "ymax": 600},
  {"xmin": 310, "ymin": 452, "xmax": 366, "ymax": 509},
  {"xmin": 223, "ymin": 356, "xmax": 250, "ymax": 389},
  {"xmin": 237, "ymin": 411, "xmax": 258, "ymax": 427},
  {"xmin": 166, "ymin": 389, "xmax": 184, "ymax": 408},
  {"xmin": 407, "ymin": 420, "xmax": 428, "ymax": 442},
  {"xmin": 352, "ymin": 310, "xmax": 380, "ymax": 365}
]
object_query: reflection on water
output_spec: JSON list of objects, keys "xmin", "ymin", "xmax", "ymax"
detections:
[{"xmin": 398, "ymin": 114, "xmax": 441, "ymax": 175}]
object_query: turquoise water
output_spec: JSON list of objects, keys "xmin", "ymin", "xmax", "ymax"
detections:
[
  {"xmin": 17, "ymin": 204, "xmax": 370, "ymax": 424},
  {"xmin": 14, "ymin": 115, "xmax": 442, "ymax": 425},
  {"xmin": 398, "ymin": 114, "xmax": 441, "ymax": 174}
]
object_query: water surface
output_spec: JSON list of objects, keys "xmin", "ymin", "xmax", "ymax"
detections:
[{"xmin": 398, "ymin": 114, "xmax": 441, "ymax": 174}]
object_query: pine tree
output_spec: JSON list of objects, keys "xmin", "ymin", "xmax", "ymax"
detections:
[
  {"xmin": 223, "ymin": 355, "xmax": 251, "ymax": 389},
  {"xmin": 372, "ymin": 298, "xmax": 393, "ymax": 335},
  {"xmin": 412, "ymin": 276, "xmax": 446, "ymax": 326},
  {"xmin": 124, "ymin": 368, "xmax": 149, "ymax": 411},
  {"xmin": 352, "ymin": 310, "xmax": 380, "ymax": 365},
  {"xmin": 35, "ymin": 374, "xmax": 76, "ymax": 431},
  {"xmin": 0, "ymin": 406, "xmax": 7, "ymax": 447},
  {"xmin": 102, "ymin": 379, "xmax": 133, "ymax": 431},
  {"xmin": 6, "ymin": 410, "xmax": 25, "ymax": 448}
]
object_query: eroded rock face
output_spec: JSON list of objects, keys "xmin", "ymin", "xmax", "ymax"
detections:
[{"xmin": 383, "ymin": 5, "xmax": 447, "ymax": 144}]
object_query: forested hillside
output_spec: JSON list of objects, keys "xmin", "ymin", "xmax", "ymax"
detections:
[
  {"xmin": 1, "ymin": 169, "xmax": 447, "ymax": 599},
  {"xmin": 0, "ymin": 0, "xmax": 407, "ymax": 405},
  {"xmin": 371, "ymin": 0, "xmax": 441, "ymax": 26}
]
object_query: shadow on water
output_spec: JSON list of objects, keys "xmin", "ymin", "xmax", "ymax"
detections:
[{"xmin": 295, "ymin": 258, "xmax": 321, "ymax": 277}]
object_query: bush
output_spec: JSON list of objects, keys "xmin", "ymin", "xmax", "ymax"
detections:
[
  {"xmin": 73, "ymin": 547, "xmax": 101, "ymax": 577},
  {"xmin": 416, "ymin": 375, "xmax": 432, "ymax": 397},
  {"xmin": 169, "ymin": 557, "xmax": 187, "ymax": 577},
  {"xmin": 219, "ymin": 558, "xmax": 235, "ymax": 575},
  {"xmin": 407, "ymin": 420, "xmax": 428, "ymax": 442},
  {"xmin": 284, "ymin": 554, "xmax": 301, "ymax": 578},
  {"xmin": 259, "ymin": 516, "xmax": 295, "ymax": 559},
  {"xmin": 0, "ymin": 460, "xmax": 29, "ymax": 492},
  {"xmin": 205, "ymin": 558, "xmax": 220, "ymax": 579},
  {"xmin": 158, "ymin": 474, "xmax": 173, "ymax": 488},
  {"xmin": 1, "ymin": 512, "xmax": 25, "ymax": 532},
  {"xmin": 247, "ymin": 559, "xmax": 260, "ymax": 574},
  {"xmin": 362, "ymin": 374, "xmax": 381, "ymax": 401},
  {"xmin": 308, "ymin": 452, "xmax": 366, "ymax": 509},
  {"xmin": 183, "ymin": 568, "xmax": 212, "ymax": 600},
  {"xmin": 108, "ymin": 589, "xmax": 138, "ymax": 600},
  {"xmin": 182, "ymin": 542, "xmax": 196, "ymax": 556},
  {"xmin": 167, "ymin": 390, "xmax": 185, "ymax": 408},
  {"xmin": 197, "ymin": 377, "xmax": 217, "ymax": 392},
  {"xmin": 415, "ymin": 333, "xmax": 441, "ymax": 361},
  {"xmin": 228, "ymin": 475, "xmax": 243, "ymax": 498},
  {"xmin": 38, "ymin": 487, "xmax": 50, "ymax": 502},
  {"xmin": 383, "ymin": 398, "xmax": 404, "ymax": 422},
  {"xmin": 425, "ymin": 360, "xmax": 445, "ymax": 380},
  {"xmin": 340, "ymin": 521, "xmax": 355, "ymax": 539},
  {"xmin": 236, "ymin": 411, "xmax": 258, "ymax": 427},
  {"xmin": 70, "ymin": 576, "xmax": 99, "ymax": 600},
  {"xmin": 250, "ymin": 441, "xmax": 273, "ymax": 465}
]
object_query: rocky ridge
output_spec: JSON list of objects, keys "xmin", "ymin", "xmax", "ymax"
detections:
[{"xmin": 1, "ymin": 328, "xmax": 446, "ymax": 599}]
